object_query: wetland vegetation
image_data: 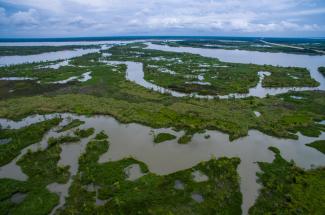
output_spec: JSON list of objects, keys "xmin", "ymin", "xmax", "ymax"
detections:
[
  {"xmin": 57, "ymin": 119, "xmax": 85, "ymax": 133},
  {"xmin": 107, "ymin": 43, "xmax": 319, "ymax": 95},
  {"xmin": 0, "ymin": 131, "xmax": 70, "ymax": 215},
  {"xmin": 153, "ymin": 132, "xmax": 176, "ymax": 143},
  {"xmin": 0, "ymin": 40, "xmax": 324, "ymax": 214},
  {"xmin": 249, "ymin": 147, "xmax": 325, "ymax": 214},
  {"xmin": 59, "ymin": 135, "xmax": 242, "ymax": 214},
  {"xmin": 154, "ymin": 39, "xmax": 325, "ymax": 55},
  {"xmin": 0, "ymin": 118, "xmax": 61, "ymax": 166}
]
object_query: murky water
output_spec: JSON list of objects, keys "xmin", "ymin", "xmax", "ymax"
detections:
[
  {"xmin": 124, "ymin": 164, "xmax": 145, "ymax": 181},
  {"xmin": 47, "ymin": 125, "xmax": 93, "ymax": 215},
  {"xmin": 0, "ymin": 49, "xmax": 101, "ymax": 67},
  {"xmin": 40, "ymin": 60, "xmax": 70, "ymax": 69},
  {"xmin": 0, "ymin": 112, "xmax": 324, "ymax": 215}
]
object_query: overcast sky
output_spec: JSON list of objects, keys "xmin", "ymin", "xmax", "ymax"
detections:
[{"xmin": 1, "ymin": 0, "xmax": 325, "ymax": 38}]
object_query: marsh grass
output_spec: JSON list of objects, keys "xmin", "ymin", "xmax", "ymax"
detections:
[
  {"xmin": 0, "ymin": 135, "xmax": 71, "ymax": 215},
  {"xmin": 0, "ymin": 118, "xmax": 62, "ymax": 166},
  {"xmin": 57, "ymin": 119, "xmax": 85, "ymax": 132},
  {"xmin": 0, "ymin": 44, "xmax": 324, "ymax": 142},
  {"xmin": 74, "ymin": 128, "xmax": 95, "ymax": 138},
  {"xmin": 60, "ymin": 134, "xmax": 242, "ymax": 215},
  {"xmin": 250, "ymin": 147, "xmax": 325, "ymax": 214},
  {"xmin": 153, "ymin": 132, "xmax": 176, "ymax": 143}
]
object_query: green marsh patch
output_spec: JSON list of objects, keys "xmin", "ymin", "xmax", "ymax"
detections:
[
  {"xmin": 60, "ymin": 136, "xmax": 242, "ymax": 215},
  {"xmin": 153, "ymin": 132, "xmax": 176, "ymax": 143},
  {"xmin": 0, "ymin": 118, "xmax": 62, "ymax": 166},
  {"xmin": 250, "ymin": 147, "xmax": 325, "ymax": 214},
  {"xmin": 57, "ymin": 119, "xmax": 85, "ymax": 132}
]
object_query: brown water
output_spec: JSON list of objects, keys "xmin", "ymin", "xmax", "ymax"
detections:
[{"xmin": 0, "ymin": 113, "xmax": 324, "ymax": 214}]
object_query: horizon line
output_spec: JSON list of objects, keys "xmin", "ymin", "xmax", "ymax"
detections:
[{"xmin": 1, "ymin": 35, "xmax": 325, "ymax": 41}]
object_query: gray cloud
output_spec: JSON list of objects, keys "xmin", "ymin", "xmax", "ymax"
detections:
[{"xmin": 1, "ymin": 0, "xmax": 324, "ymax": 37}]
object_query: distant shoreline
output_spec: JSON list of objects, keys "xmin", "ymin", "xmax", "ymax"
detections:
[{"xmin": 0, "ymin": 36, "xmax": 324, "ymax": 43}]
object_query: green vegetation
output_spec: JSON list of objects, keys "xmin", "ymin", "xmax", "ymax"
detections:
[
  {"xmin": 59, "ymin": 135, "xmax": 242, "ymax": 214},
  {"xmin": 306, "ymin": 140, "xmax": 325, "ymax": 155},
  {"xmin": 1, "ymin": 43, "xmax": 324, "ymax": 215},
  {"xmin": 47, "ymin": 135, "xmax": 80, "ymax": 146},
  {"xmin": 0, "ymin": 134, "xmax": 70, "ymax": 215},
  {"xmin": 319, "ymin": 67, "xmax": 325, "ymax": 77},
  {"xmin": 0, "ymin": 90, "xmax": 324, "ymax": 141},
  {"xmin": 154, "ymin": 40, "xmax": 325, "ymax": 56},
  {"xmin": 57, "ymin": 119, "xmax": 85, "ymax": 132},
  {"xmin": 153, "ymin": 132, "xmax": 176, "ymax": 143},
  {"xmin": 178, "ymin": 134, "xmax": 193, "ymax": 144},
  {"xmin": 17, "ymin": 143, "xmax": 70, "ymax": 185},
  {"xmin": 94, "ymin": 131, "xmax": 108, "ymax": 140},
  {"xmin": 262, "ymin": 66, "xmax": 319, "ymax": 88},
  {"xmin": 107, "ymin": 43, "xmax": 318, "ymax": 96},
  {"xmin": 0, "ymin": 45, "xmax": 99, "ymax": 56},
  {"xmin": 0, "ymin": 118, "xmax": 61, "ymax": 166},
  {"xmin": 0, "ymin": 43, "xmax": 324, "ymax": 142},
  {"xmin": 74, "ymin": 128, "xmax": 95, "ymax": 138},
  {"xmin": 249, "ymin": 147, "xmax": 325, "ymax": 214},
  {"xmin": 0, "ymin": 61, "xmax": 91, "ymax": 84}
]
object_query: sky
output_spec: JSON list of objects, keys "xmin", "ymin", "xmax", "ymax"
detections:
[{"xmin": 0, "ymin": 0, "xmax": 325, "ymax": 38}]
